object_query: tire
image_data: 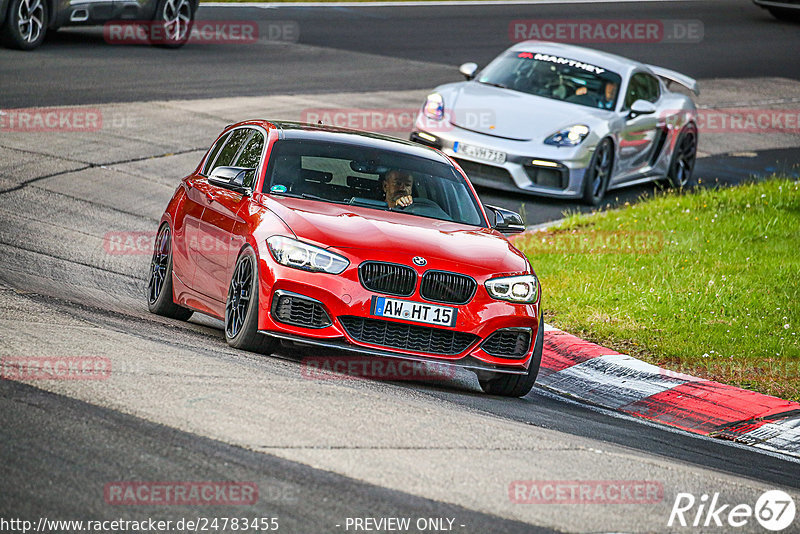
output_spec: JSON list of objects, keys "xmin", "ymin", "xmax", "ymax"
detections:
[
  {"xmin": 1, "ymin": 0, "xmax": 47, "ymax": 50},
  {"xmin": 147, "ymin": 223, "xmax": 194, "ymax": 321},
  {"xmin": 478, "ymin": 320, "xmax": 544, "ymax": 398},
  {"xmin": 667, "ymin": 124, "xmax": 698, "ymax": 189},
  {"xmin": 768, "ymin": 7, "xmax": 800, "ymax": 22},
  {"xmin": 581, "ymin": 138, "xmax": 614, "ymax": 206},
  {"xmin": 150, "ymin": 0, "xmax": 194, "ymax": 48},
  {"xmin": 225, "ymin": 247, "xmax": 278, "ymax": 354}
]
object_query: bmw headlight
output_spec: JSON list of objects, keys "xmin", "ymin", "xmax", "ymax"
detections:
[
  {"xmin": 544, "ymin": 124, "xmax": 590, "ymax": 147},
  {"xmin": 485, "ymin": 274, "xmax": 539, "ymax": 303},
  {"xmin": 266, "ymin": 236, "xmax": 349, "ymax": 274},
  {"xmin": 423, "ymin": 93, "xmax": 444, "ymax": 120}
]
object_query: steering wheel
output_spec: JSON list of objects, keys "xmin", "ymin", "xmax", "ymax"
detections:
[{"xmin": 396, "ymin": 198, "xmax": 450, "ymax": 219}]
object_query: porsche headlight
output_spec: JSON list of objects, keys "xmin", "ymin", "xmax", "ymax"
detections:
[
  {"xmin": 544, "ymin": 124, "xmax": 590, "ymax": 147},
  {"xmin": 266, "ymin": 236, "xmax": 349, "ymax": 274},
  {"xmin": 423, "ymin": 93, "xmax": 445, "ymax": 120},
  {"xmin": 485, "ymin": 274, "xmax": 539, "ymax": 303}
]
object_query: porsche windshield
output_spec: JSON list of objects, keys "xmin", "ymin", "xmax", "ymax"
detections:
[
  {"xmin": 264, "ymin": 139, "xmax": 486, "ymax": 227},
  {"xmin": 478, "ymin": 51, "xmax": 622, "ymax": 110}
]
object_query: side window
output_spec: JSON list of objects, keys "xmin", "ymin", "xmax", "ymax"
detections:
[
  {"xmin": 208, "ymin": 128, "xmax": 250, "ymax": 174},
  {"xmin": 233, "ymin": 131, "xmax": 265, "ymax": 188},
  {"xmin": 624, "ymin": 73, "xmax": 660, "ymax": 109},
  {"xmin": 202, "ymin": 132, "xmax": 230, "ymax": 175},
  {"xmin": 641, "ymin": 74, "xmax": 660, "ymax": 102}
]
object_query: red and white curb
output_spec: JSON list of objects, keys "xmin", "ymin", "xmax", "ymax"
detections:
[{"xmin": 538, "ymin": 325, "xmax": 800, "ymax": 458}]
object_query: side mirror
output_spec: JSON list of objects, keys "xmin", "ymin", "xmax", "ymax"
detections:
[
  {"xmin": 459, "ymin": 62, "xmax": 478, "ymax": 81},
  {"xmin": 485, "ymin": 204, "xmax": 525, "ymax": 234},
  {"xmin": 628, "ymin": 99, "xmax": 657, "ymax": 119},
  {"xmin": 208, "ymin": 166, "xmax": 254, "ymax": 195}
]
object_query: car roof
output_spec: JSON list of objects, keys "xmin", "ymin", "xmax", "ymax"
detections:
[
  {"xmin": 239, "ymin": 120, "xmax": 451, "ymax": 164},
  {"xmin": 508, "ymin": 41, "xmax": 643, "ymax": 77}
]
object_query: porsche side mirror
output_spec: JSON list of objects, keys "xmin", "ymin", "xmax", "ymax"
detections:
[
  {"xmin": 628, "ymin": 99, "xmax": 657, "ymax": 119},
  {"xmin": 459, "ymin": 62, "xmax": 478, "ymax": 81},
  {"xmin": 486, "ymin": 204, "xmax": 526, "ymax": 234},
  {"xmin": 208, "ymin": 166, "xmax": 254, "ymax": 195}
]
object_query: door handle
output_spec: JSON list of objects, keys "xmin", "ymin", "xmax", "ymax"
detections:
[{"xmin": 205, "ymin": 191, "xmax": 215, "ymax": 203}]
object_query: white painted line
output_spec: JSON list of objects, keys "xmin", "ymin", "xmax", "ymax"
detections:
[
  {"xmin": 540, "ymin": 353, "xmax": 697, "ymax": 409},
  {"xmin": 201, "ymin": 0, "xmax": 705, "ymax": 8},
  {"xmin": 744, "ymin": 416, "xmax": 800, "ymax": 455},
  {"xmin": 533, "ymin": 385, "xmax": 800, "ymax": 463}
]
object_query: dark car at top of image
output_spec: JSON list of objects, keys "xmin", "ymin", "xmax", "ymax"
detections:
[
  {"xmin": 0, "ymin": 0, "xmax": 197, "ymax": 50},
  {"xmin": 410, "ymin": 41, "xmax": 700, "ymax": 205},
  {"xmin": 147, "ymin": 120, "xmax": 544, "ymax": 397},
  {"xmin": 753, "ymin": 0, "xmax": 800, "ymax": 21}
]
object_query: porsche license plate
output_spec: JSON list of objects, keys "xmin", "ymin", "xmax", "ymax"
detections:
[
  {"xmin": 371, "ymin": 296, "xmax": 457, "ymax": 327},
  {"xmin": 454, "ymin": 142, "xmax": 507, "ymax": 164}
]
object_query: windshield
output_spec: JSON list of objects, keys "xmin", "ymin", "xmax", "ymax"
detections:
[
  {"xmin": 478, "ymin": 51, "xmax": 622, "ymax": 110},
  {"xmin": 264, "ymin": 140, "xmax": 486, "ymax": 227}
]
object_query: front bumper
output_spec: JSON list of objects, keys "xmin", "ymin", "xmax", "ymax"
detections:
[
  {"xmin": 411, "ymin": 120, "xmax": 596, "ymax": 199},
  {"xmin": 255, "ymin": 247, "xmax": 541, "ymax": 375}
]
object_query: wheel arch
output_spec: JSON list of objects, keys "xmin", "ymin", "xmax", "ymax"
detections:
[{"xmin": 0, "ymin": 0, "xmax": 9, "ymax": 27}]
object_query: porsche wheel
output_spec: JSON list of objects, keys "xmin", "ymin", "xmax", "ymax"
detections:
[
  {"xmin": 151, "ymin": 0, "xmax": 194, "ymax": 48},
  {"xmin": 1, "ymin": 0, "xmax": 47, "ymax": 50},
  {"xmin": 478, "ymin": 321, "xmax": 544, "ymax": 398},
  {"xmin": 225, "ymin": 247, "xmax": 277, "ymax": 354},
  {"xmin": 667, "ymin": 124, "xmax": 698, "ymax": 189},
  {"xmin": 581, "ymin": 138, "xmax": 614, "ymax": 206},
  {"xmin": 147, "ymin": 224, "xmax": 194, "ymax": 320}
]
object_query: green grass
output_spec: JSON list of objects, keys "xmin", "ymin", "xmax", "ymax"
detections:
[{"xmin": 514, "ymin": 177, "xmax": 800, "ymax": 401}]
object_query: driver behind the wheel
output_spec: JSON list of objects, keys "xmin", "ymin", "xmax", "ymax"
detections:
[{"xmin": 381, "ymin": 169, "xmax": 414, "ymax": 209}]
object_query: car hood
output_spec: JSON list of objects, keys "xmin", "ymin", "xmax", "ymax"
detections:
[
  {"xmin": 442, "ymin": 82, "xmax": 611, "ymax": 141},
  {"xmin": 264, "ymin": 197, "xmax": 529, "ymax": 275}
]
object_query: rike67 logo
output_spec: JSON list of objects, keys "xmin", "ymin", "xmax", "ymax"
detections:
[{"xmin": 669, "ymin": 490, "xmax": 796, "ymax": 531}]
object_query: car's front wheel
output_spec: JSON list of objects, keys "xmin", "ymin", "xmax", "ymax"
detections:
[
  {"xmin": 1, "ymin": 0, "xmax": 47, "ymax": 50},
  {"xmin": 667, "ymin": 124, "xmax": 698, "ymax": 189},
  {"xmin": 151, "ymin": 0, "xmax": 194, "ymax": 48},
  {"xmin": 225, "ymin": 247, "xmax": 278, "ymax": 354},
  {"xmin": 478, "ymin": 321, "xmax": 544, "ymax": 398},
  {"xmin": 147, "ymin": 223, "xmax": 194, "ymax": 320},
  {"xmin": 581, "ymin": 138, "xmax": 614, "ymax": 206}
]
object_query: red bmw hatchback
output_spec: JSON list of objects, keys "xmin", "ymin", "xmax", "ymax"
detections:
[{"xmin": 148, "ymin": 120, "xmax": 543, "ymax": 397}]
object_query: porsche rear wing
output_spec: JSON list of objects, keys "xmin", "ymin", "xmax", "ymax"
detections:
[{"xmin": 646, "ymin": 65, "xmax": 700, "ymax": 96}]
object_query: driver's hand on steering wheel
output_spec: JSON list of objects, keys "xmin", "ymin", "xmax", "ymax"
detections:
[{"xmin": 394, "ymin": 194, "xmax": 413, "ymax": 208}]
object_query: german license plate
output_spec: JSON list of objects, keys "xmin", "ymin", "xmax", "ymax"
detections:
[
  {"xmin": 371, "ymin": 296, "xmax": 457, "ymax": 327},
  {"xmin": 454, "ymin": 142, "xmax": 507, "ymax": 164}
]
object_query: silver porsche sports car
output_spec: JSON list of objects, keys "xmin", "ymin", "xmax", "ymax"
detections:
[{"xmin": 410, "ymin": 41, "xmax": 700, "ymax": 205}]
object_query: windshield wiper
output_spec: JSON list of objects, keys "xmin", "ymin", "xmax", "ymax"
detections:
[{"xmin": 478, "ymin": 80, "xmax": 508, "ymax": 89}]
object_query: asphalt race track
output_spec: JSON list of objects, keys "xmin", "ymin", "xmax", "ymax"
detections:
[
  {"xmin": 2, "ymin": 0, "xmax": 800, "ymax": 106},
  {"xmin": 1, "ymin": 1, "xmax": 800, "ymax": 532}
]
